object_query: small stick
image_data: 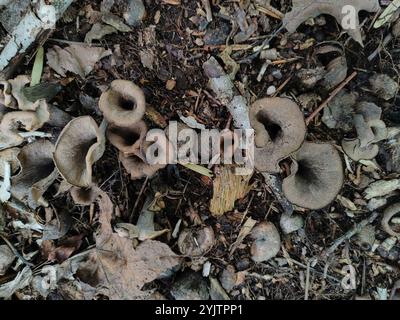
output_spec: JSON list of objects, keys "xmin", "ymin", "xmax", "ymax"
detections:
[
  {"xmin": 201, "ymin": 0, "xmax": 213, "ymax": 22},
  {"xmin": 129, "ymin": 177, "xmax": 149, "ymax": 223},
  {"xmin": 321, "ymin": 211, "xmax": 379, "ymax": 258},
  {"xmin": 305, "ymin": 71, "xmax": 358, "ymax": 126},
  {"xmin": 273, "ymin": 75, "xmax": 293, "ymax": 97},
  {"xmin": 0, "ymin": 233, "xmax": 34, "ymax": 267}
]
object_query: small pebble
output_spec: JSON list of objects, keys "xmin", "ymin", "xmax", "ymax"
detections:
[
  {"xmin": 266, "ymin": 85, "xmax": 276, "ymax": 96},
  {"xmin": 170, "ymin": 271, "xmax": 209, "ymax": 300},
  {"xmin": 280, "ymin": 213, "xmax": 304, "ymax": 234}
]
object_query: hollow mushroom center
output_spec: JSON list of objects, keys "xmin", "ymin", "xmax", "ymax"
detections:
[
  {"xmin": 110, "ymin": 127, "xmax": 140, "ymax": 146},
  {"xmin": 117, "ymin": 95, "xmax": 136, "ymax": 111},
  {"xmin": 293, "ymin": 160, "xmax": 319, "ymax": 185},
  {"xmin": 256, "ymin": 112, "xmax": 282, "ymax": 142},
  {"xmin": 75, "ymin": 137, "xmax": 97, "ymax": 165}
]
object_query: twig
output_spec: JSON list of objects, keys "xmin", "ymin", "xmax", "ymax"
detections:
[
  {"xmin": 321, "ymin": 211, "xmax": 379, "ymax": 258},
  {"xmin": 304, "ymin": 260, "xmax": 311, "ymax": 300},
  {"xmin": 129, "ymin": 177, "xmax": 149, "ymax": 223},
  {"xmin": 305, "ymin": 71, "xmax": 358, "ymax": 126},
  {"xmin": 201, "ymin": 0, "xmax": 213, "ymax": 22},
  {"xmin": 262, "ymin": 172, "xmax": 293, "ymax": 215},
  {"xmin": 0, "ymin": 233, "xmax": 34, "ymax": 267}
]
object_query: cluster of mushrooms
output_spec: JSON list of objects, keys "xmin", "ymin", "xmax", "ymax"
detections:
[
  {"xmin": 0, "ymin": 78, "xmax": 171, "ymax": 209},
  {"xmin": 250, "ymin": 97, "xmax": 344, "ymax": 210}
]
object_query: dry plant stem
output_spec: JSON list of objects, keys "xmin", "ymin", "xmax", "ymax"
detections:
[
  {"xmin": 129, "ymin": 176, "xmax": 149, "ymax": 223},
  {"xmin": 321, "ymin": 211, "xmax": 379, "ymax": 258},
  {"xmin": 305, "ymin": 71, "xmax": 358, "ymax": 126},
  {"xmin": 262, "ymin": 172, "xmax": 293, "ymax": 215},
  {"xmin": 0, "ymin": 233, "xmax": 34, "ymax": 267},
  {"xmin": 201, "ymin": 0, "xmax": 213, "ymax": 22}
]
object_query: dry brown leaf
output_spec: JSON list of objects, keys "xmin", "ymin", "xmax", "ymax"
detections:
[
  {"xmin": 210, "ymin": 165, "xmax": 253, "ymax": 216},
  {"xmin": 91, "ymin": 192, "xmax": 181, "ymax": 299},
  {"xmin": 283, "ymin": 0, "xmax": 380, "ymax": 45},
  {"xmin": 46, "ymin": 44, "xmax": 112, "ymax": 78}
]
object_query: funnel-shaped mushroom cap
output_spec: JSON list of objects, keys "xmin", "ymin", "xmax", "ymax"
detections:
[
  {"xmin": 11, "ymin": 140, "xmax": 58, "ymax": 208},
  {"xmin": 250, "ymin": 97, "xmax": 306, "ymax": 173},
  {"xmin": 342, "ymin": 138, "xmax": 379, "ymax": 161},
  {"xmin": 282, "ymin": 142, "xmax": 344, "ymax": 210},
  {"xmin": 70, "ymin": 186, "xmax": 100, "ymax": 205},
  {"xmin": 99, "ymin": 80, "xmax": 146, "ymax": 126},
  {"xmin": 0, "ymin": 102, "xmax": 50, "ymax": 150},
  {"xmin": 119, "ymin": 131, "xmax": 173, "ymax": 180},
  {"xmin": 107, "ymin": 120, "xmax": 147, "ymax": 155},
  {"xmin": 54, "ymin": 116, "xmax": 106, "ymax": 187}
]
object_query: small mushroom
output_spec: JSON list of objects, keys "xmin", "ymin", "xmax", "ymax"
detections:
[
  {"xmin": 53, "ymin": 116, "xmax": 106, "ymax": 187},
  {"xmin": 249, "ymin": 97, "xmax": 306, "ymax": 173},
  {"xmin": 107, "ymin": 120, "xmax": 147, "ymax": 156},
  {"xmin": 381, "ymin": 203, "xmax": 400, "ymax": 237},
  {"xmin": 314, "ymin": 44, "xmax": 347, "ymax": 90},
  {"xmin": 178, "ymin": 226, "xmax": 215, "ymax": 257},
  {"xmin": 119, "ymin": 130, "xmax": 172, "ymax": 180},
  {"xmin": 0, "ymin": 102, "xmax": 50, "ymax": 150},
  {"xmin": 282, "ymin": 142, "xmax": 344, "ymax": 210},
  {"xmin": 369, "ymin": 73, "xmax": 398, "ymax": 101},
  {"xmin": 70, "ymin": 186, "xmax": 100, "ymax": 206},
  {"xmin": 250, "ymin": 222, "xmax": 281, "ymax": 262},
  {"xmin": 99, "ymin": 80, "xmax": 146, "ymax": 127},
  {"xmin": 342, "ymin": 138, "xmax": 379, "ymax": 161},
  {"xmin": 11, "ymin": 140, "xmax": 58, "ymax": 208}
]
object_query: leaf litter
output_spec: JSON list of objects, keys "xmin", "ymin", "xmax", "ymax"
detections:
[{"xmin": 1, "ymin": 0, "xmax": 400, "ymax": 301}]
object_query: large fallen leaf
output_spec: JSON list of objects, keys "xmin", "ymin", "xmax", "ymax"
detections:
[
  {"xmin": 62, "ymin": 192, "xmax": 181, "ymax": 300},
  {"xmin": 46, "ymin": 44, "xmax": 112, "ymax": 78},
  {"xmin": 283, "ymin": 0, "xmax": 381, "ymax": 45}
]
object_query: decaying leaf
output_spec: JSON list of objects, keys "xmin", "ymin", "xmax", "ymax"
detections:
[
  {"xmin": 60, "ymin": 192, "xmax": 181, "ymax": 299},
  {"xmin": 283, "ymin": 0, "xmax": 381, "ymax": 45},
  {"xmin": 374, "ymin": 0, "xmax": 400, "ymax": 29},
  {"xmin": 210, "ymin": 165, "xmax": 252, "ymax": 216},
  {"xmin": 0, "ymin": 266, "xmax": 32, "ymax": 299},
  {"xmin": 46, "ymin": 44, "xmax": 112, "ymax": 78},
  {"xmin": 364, "ymin": 179, "xmax": 400, "ymax": 199}
]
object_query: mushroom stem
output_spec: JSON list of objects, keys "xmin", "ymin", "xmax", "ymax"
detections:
[{"xmin": 0, "ymin": 161, "xmax": 11, "ymax": 203}]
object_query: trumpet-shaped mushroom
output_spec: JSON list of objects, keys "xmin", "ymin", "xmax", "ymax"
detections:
[
  {"xmin": 282, "ymin": 142, "xmax": 344, "ymax": 210},
  {"xmin": 11, "ymin": 140, "xmax": 58, "ymax": 208},
  {"xmin": 342, "ymin": 139, "xmax": 379, "ymax": 161},
  {"xmin": 70, "ymin": 186, "xmax": 100, "ymax": 206},
  {"xmin": 119, "ymin": 130, "xmax": 173, "ymax": 180},
  {"xmin": 99, "ymin": 80, "xmax": 146, "ymax": 127},
  {"xmin": 107, "ymin": 120, "xmax": 147, "ymax": 156},
  {"xmin": 342, "ymin": 102, "xmax": 387, "ymax": 161},
  {"xmin": 249, "ymin": 97, "xmax": 306, "ymax": 173},
  {"xmin": 0, "ymin": 102, "xmax": 50, "ymax": 150},
  {"xmin": 53, "ymin": 116, "xmax": 106, "ymax": 187}
]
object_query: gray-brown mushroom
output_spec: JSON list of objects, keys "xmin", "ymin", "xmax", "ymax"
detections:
[
  {"xmin": 249, "ymin": 97, "xmax": 306, "ymax": 173},
  {"xmin": 0, "ymin": 103, "xmax": 50, "ymax": 150},
  {"xmin": 70, "ymin": 186, "xmax": 100, "ymax": 206},
  {"xmin": 11, "ymin": 140, "xmax": 58, "ymax": 208},
  {"xmin": 53, "ymin": 116, "xmax": 105, "ymax": 187},
  {"xmin": 99, "ymin": 80, "xmax": 146, "ymax": 127},
  {"xmin": 119, "ymin": 130, "xmax": 173, "ymax": 180},
  {"xmin": 282, "ymin": 142, "xmax": 344, "ymax": 210},
  {"xmin": 381, "ymin": 203, "xmax": 400, "ymax": 237},
  {"xmin": 107, "ymin": 120, "xmax": 147, "ymax": 156},
  {"xmin": 250, "ymin": 222, "xmax": 281, "ymax": 262}
]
